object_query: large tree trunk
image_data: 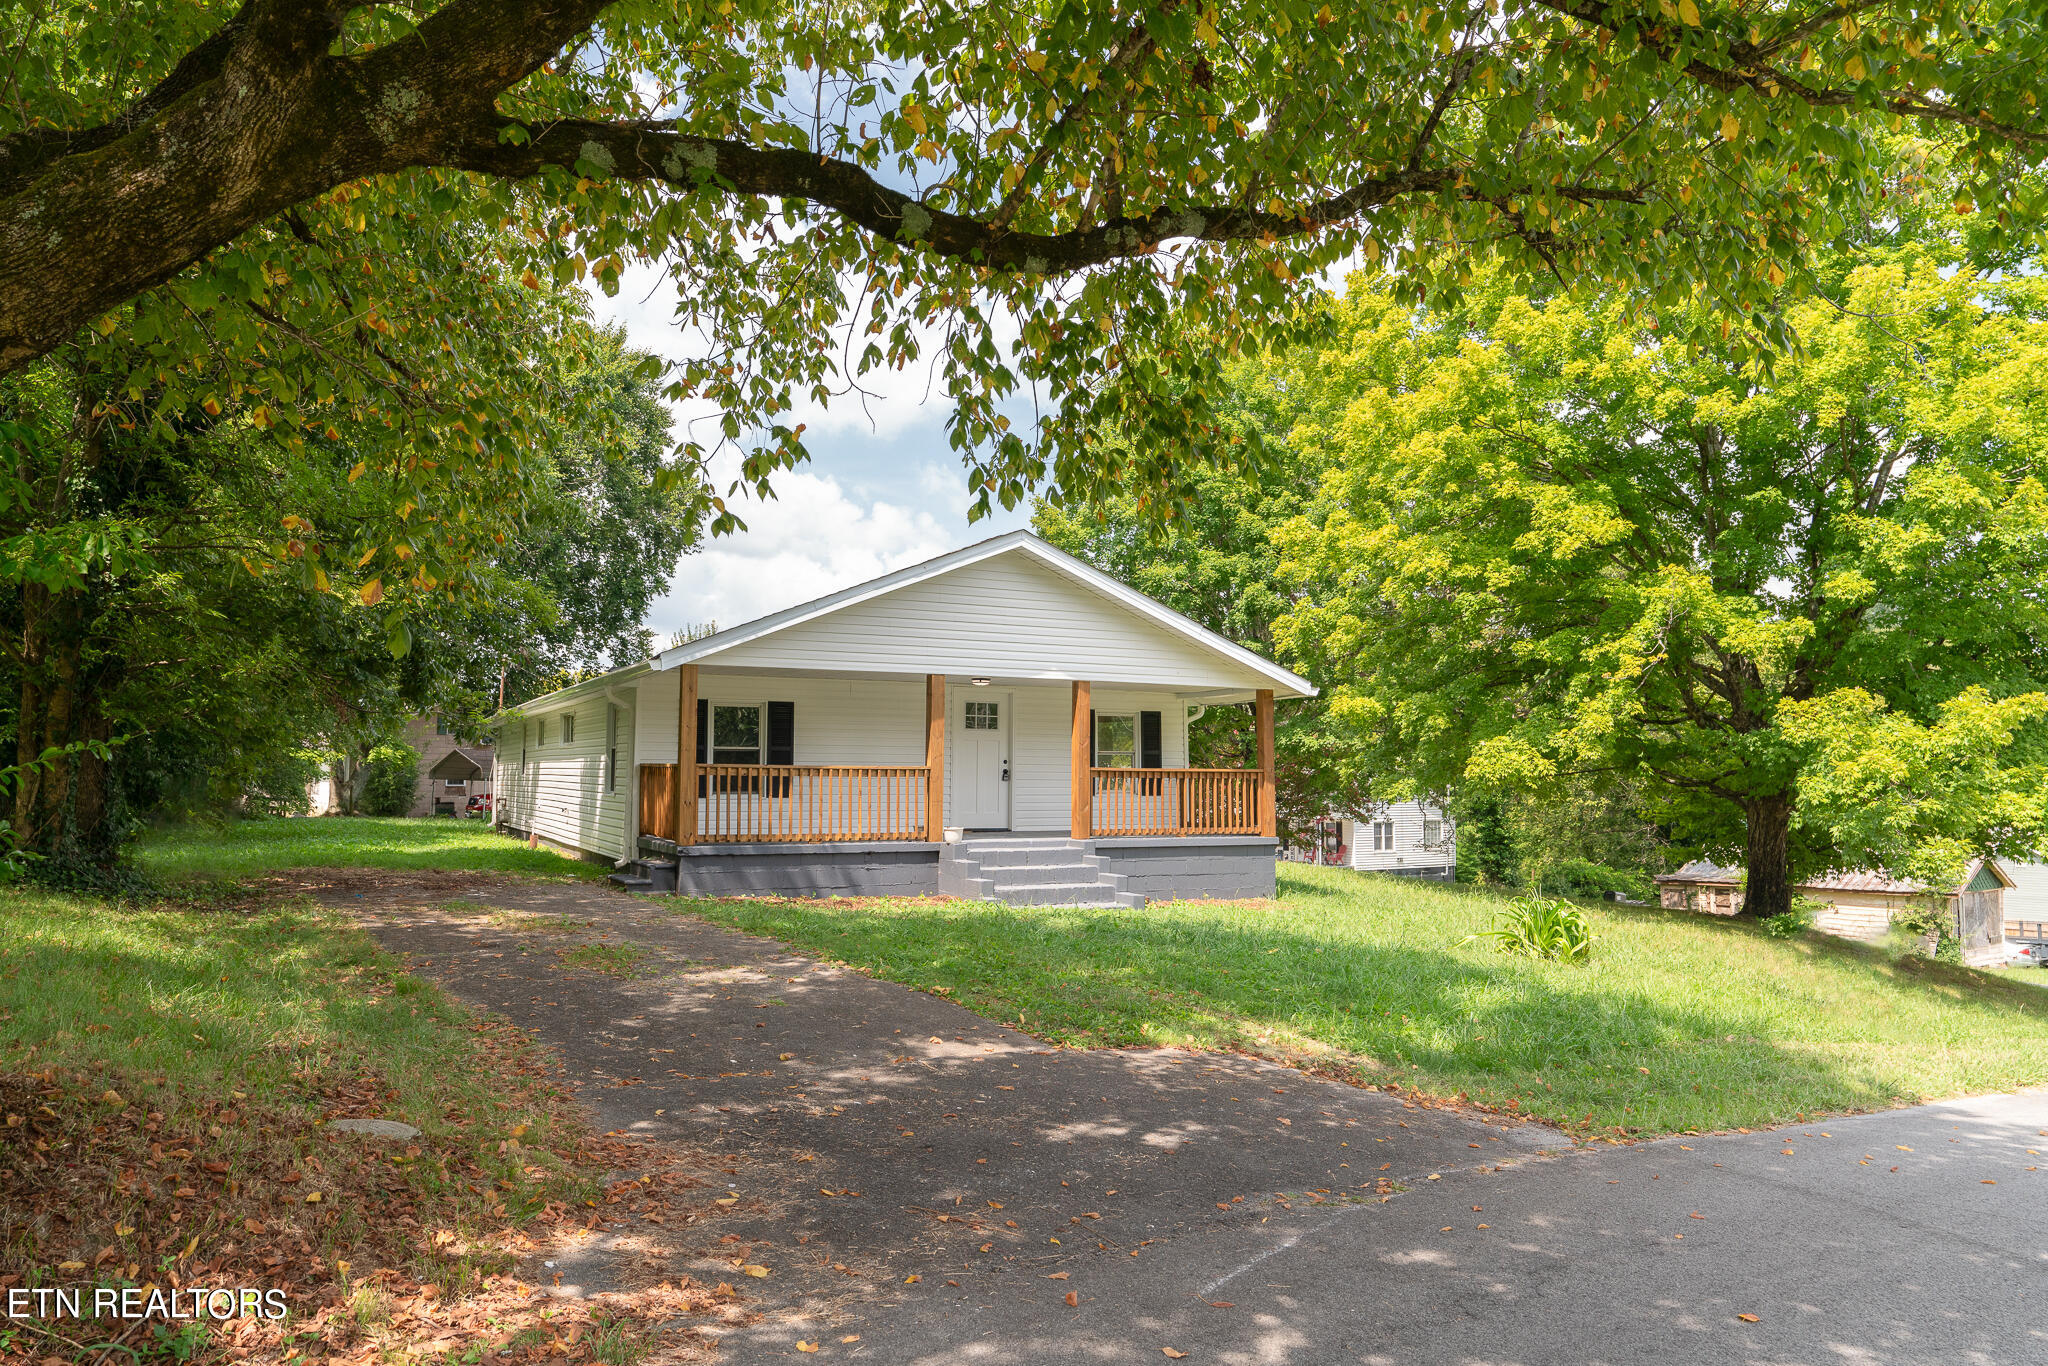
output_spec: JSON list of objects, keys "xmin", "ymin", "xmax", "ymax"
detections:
[
  {"xmin": 11, "ymin": 590, "xmax": 119, "ymax": 867},
  {"xmin": 1741, "ymin": 793, "xmax": 1794, "ymax": 918}
]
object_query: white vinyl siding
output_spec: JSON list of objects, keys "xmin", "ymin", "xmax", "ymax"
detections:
[
  {"xmin": 1345, "ymin": 801, "xmax": 1455, "ymax": 873},
  {"xmin": 2001, "ymin": 861, "xmax": 2048, "ymax": 923},
  {"xmin": 696, "ymin": 553, "xmax": 1278, "ymax": 691},
  {"xmin": 495, "ymin": 692, "xmax": 635, "ymax": 861}
]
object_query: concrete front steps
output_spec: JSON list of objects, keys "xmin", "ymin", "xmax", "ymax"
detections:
[
  {"xmin": 606, "ymin": 856, "xmax": 676, "ymax": 894},
  {"xmin": 939, "ymin": 835, "xmax": 1145, "ymax": 909}
]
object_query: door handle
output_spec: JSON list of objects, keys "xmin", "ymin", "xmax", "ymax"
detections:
[{"xmin": 1001, "ymin": 762, "xmax": 1010, "ymax": 781}]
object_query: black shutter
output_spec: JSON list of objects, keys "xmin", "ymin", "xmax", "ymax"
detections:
[
  {"xmin": 766, "ymin": 701, "xmax": 794, "ymax": 796},
  {"xmin": 1140, "ymin": 711, "xmax": 1163, "ymax": 768},
  {"xmin": 696, "ymin": 697, "xmax": 708, "ymax": 798},
  {"xmin": 1089, "ymin": 709, "xmax": 1097, "ymax": 767},
  {"xmin": 766, "ymin": 702, "xmax": 795, "ymax": 764}
]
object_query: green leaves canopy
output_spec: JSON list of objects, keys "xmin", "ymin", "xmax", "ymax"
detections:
[
  {"xmin": 5, "ymin": 1, "xmax": 2048, "ymax": 521},
  {"xmin": 1272, "ymin": 247, "xmax": 2048, "ymax": 901}
]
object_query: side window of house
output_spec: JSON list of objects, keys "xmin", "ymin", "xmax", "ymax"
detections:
[
  {"xmin": 560, "ymin": 713, "xmax": 575, "ymax": 744},
  {"xmin": 1372, "ymin": 820, "xmax": 1395, "ymax": 850},
  {"xmin": 1423, "ymin": 818, "xmax": 1442, "ymax": 846},
  {"xmin": 537, "ymin": 719, "xmax": 547, "ymax": 746},
  {"xmin": 435, "ymin": 717, "xmax": 451, "ymax": 736}
]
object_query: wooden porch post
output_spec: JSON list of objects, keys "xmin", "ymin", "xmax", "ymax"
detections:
[
  {"xmin": 1255, "ymin": 688, "xmax": 1276, "ymax": 839},
  {"xmin": 675, "ymin": 664, "xmax": 698, "ymax": 844},
  {"xmin": 925, "ymin": 674, "xmax": 946, "ymax": 841},
  {"xmin": 1070, "ymin": 680, "xmax": 1092, "ymax": 839}
]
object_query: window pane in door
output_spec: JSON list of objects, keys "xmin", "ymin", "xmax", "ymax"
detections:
[
  {"xmin": 964, "ymin": 701, "xmax": 999, "ymax": 730},
  {"xmin": 712, "ymin": 705, "xmax": 761, "ymax": 764},
  {"xmin": 1095, "ymin": 714, "xmax": 1136, "ymax": 767}
]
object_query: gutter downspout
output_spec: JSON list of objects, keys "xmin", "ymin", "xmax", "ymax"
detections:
[{"xmin": 605, "ymin": 684, "xmax": 638, "ymax": 867}]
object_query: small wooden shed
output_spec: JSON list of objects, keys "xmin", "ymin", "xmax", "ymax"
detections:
[{"xmin": 1654, "ymin": 859, "xmax": 2012, "ymax": 967}]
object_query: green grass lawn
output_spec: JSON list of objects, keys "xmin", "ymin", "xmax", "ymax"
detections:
[
  {"xmin": 0, "ymin": 883, "xmax": 600, "ymax": 1303},
  {"xmin": 133, "ymin": 815, "xmax": 607, "ymax": 881},
  {"xmin": 668, "ymin": 864, "xmax": 2048, "ymax": 1138}
]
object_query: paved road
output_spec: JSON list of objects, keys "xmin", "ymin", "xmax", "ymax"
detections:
[
  {"xmin": 337, "ymin": 878, "xmax": 2048, "ymax": 1365},
  {"xmin": 851, "ymin": 1090, "xmax": 2048, "ymax": 1366}
]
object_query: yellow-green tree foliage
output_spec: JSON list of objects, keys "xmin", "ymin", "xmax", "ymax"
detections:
[{"xmin": 1274, "ymin": 246, "xmax": 2048, "ymax": 915}]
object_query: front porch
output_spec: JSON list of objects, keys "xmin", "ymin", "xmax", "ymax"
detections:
[
  {"xmin": 621, "ymin": 669, "xmax": 1279, "ymax": 904},
  {"xmin": 633, "ymin": 670, "xmax": 1275, "ymax": 847}
]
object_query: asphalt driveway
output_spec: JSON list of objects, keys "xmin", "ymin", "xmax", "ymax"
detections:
[{"xmin": 331, "ymin": 877, "xmax": 2048, "ymax": 1364}]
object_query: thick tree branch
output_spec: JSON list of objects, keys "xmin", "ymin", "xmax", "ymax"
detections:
[
  {"xmin": 1533, "ymin": 0, "xmax": 2048, "ymax": 151},
  {"xmin": 453, "ymin": 117, "xmax": 1467, "ymax": 273}
]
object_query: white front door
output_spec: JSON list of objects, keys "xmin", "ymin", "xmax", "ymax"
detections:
[{"xmin": 952, "ymin": 691, "xmax": 1010, "ymax": 829}]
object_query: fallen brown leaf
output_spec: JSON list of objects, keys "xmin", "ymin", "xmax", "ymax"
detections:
[
  {"xmin": 1065, "ymin": 1291, "xmax": 1078, "ymax": 1306},
  {"xmin": 1737, "ymin": 1313, "xmax": 1760, "ymax": 1323}
]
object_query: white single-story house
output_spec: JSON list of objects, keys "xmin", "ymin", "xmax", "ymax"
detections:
[
  {"xmin": 1339, "ymin": 800, "xmax": 1455, "ymax": 878},
  {"xmin": 1654, "ymin": 859, "xmax": 2012, "ymax": 967},
  {"xmin": 491, "ymin": 531, "xmax": 1315, "ymax": 905}
]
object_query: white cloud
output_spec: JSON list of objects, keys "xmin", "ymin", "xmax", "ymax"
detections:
[
  {"xmin": 644, "ymin": 466, "xmax": 957, "ymax": 635},
  {"xmin": 582, "ymin": 266, "xmax": 1035, "ymax": 643}
]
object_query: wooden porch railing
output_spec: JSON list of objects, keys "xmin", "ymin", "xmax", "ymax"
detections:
[
  {"xmin": 638, "ymin": 763, "xmax": 929, "ymax": 842},
  {"xmin": 1090, "ymin": 767, "xmax": 1261, "ymax": 836}
]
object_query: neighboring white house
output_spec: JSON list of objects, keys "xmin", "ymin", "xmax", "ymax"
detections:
[
  {"xmin": 491, "ymin": 532, "xmax": 1315, "ymax": 905},
  {"xmin": 1327, "ymin": 801, "xmax": 1455, "ymax": 879},
  {"xmin": 1998, "ymin": 861, "xmax": 2048, "ymax": 942}
]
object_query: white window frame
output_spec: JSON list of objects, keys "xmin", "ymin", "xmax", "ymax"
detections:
[
  {"xmin": 560, "ymin": 712, "xmax": 575, "ymax": 744},
  {"xmin": 963, "ymin": 699, "xmax": 1000, "ymax": 732},
  {"xmin": 1423, "ymin": 818, "xmax": 1442, "ymax": 846},
  {"xmin": 1094, "ymin": 712, "xmax": 1138, "ymax": 769},
  {"xmin": 1372, "ymin": 820, "xmax": 1395, "ymax": 851},
  {"xmin": 443, "ymin": 777, "xmax": 467, "ymax": 790}
]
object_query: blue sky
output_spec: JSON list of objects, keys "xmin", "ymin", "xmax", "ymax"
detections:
[{"xmin": 584, "ymin": 265, "xmax": 1032, "ymax": 637}]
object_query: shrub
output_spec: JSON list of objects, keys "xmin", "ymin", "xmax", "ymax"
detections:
[
  {"xmin": 358, "ymin": 742, "xmax": 422, "ymax": 817},
  {"xmin": 1539, "ymin": 857, "xmax": 1655, "ymax": 903},
  {"xmin": 1760, "ymin": 896, "xmax": 1823, "ymax": 939},
  {"xmin": 243, "ymin": 748, "xmax": 325, "ymax": 818},
  {"xmin": 1466, "ymin": 895, "xmax": 1596, "ymax": 963},
  {"xmin": 1892, "ymin": 900, "xmax": 1963, "ymax": 962}
]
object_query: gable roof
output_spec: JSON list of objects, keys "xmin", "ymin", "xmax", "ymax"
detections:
[
  {"xmin": 426, "ymin": 747, "xmax": 491, "ymax": 781},
  {"xmin": 653, "ymin": 530, "xmax": 1315, "ymax": 698}
]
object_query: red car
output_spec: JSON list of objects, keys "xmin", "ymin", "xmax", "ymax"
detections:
[{"xmin": 464, "ymin": 793, "xmax": 492, "ymax": 818}]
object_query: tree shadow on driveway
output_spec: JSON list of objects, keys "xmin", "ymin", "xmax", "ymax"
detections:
[{"xmin": 323, "ymin": 874, "xmax": 2045, "ymax": 1361}]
